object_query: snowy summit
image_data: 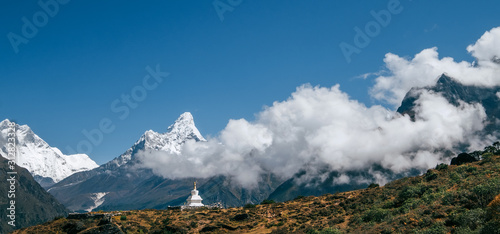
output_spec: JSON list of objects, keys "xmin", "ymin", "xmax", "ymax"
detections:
[
  {"xmin": 109, "ymin": 112, "xmax": 206, "ymax": 167},
  {"xmin": 0, "ymin": 119, "xmax": 98, "ymax": 187}
]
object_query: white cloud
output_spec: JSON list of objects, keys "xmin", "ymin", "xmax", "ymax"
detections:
[
  {"xmin": 138, "ymin": 27, "xmax": 500, "ymax": 188},
  {"xmin": 139, "ymin": 85, "xmax": 487, "ymax": 188},
  {"xmin": 333, "ymin": 174, "xmax": 351, "ymax": 185},
  {"xmin": 371, "ymin": 27, "xmax": 500, "ymax": 107},
  {"xmin": 467, "ymin": 27, "xmax": 500, "ymax": 65}
]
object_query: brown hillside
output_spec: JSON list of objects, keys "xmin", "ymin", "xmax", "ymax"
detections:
[{"xmin": 13, "ymin": 155, "xmax": 500, "ymax": 234}]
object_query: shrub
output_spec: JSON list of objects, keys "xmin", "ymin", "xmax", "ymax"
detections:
[
  {"xmin": 52, "ymin": 216, "xmax": 64, "ymax": 221},
  {"xmin": 244, "ymin": 203, "xmax": 256, "ymax": 209},
  {"xmin": 480, "ymin": 220, "xmax": 500, "ymax": 234},
  {"xmin": 486, "ymin": 194, "xmax": 500, "ymax": 220},
  {"xmin": 473, "ymin": 179, "xmax": 500, "ymax": 207},
  {"xmin": 261, "ymin": 199, "xmax": 276, "ymax": 205},
  {"xmin": 231, "ymin": 213, "xmax": 249, "ymax": 221},
  {"xmin": 449, "ymin": 171, "xmax": 462, "ymax": 183},
  {"xmin": 425, "ymin": 170, "xmax": 438, "ymax": 181},
  {"xmin": 328, "ymin": 216, "xmax": 345, "ymax": 225},
  {"xmin": 422, "ymin": 221, "xmax": 446, "ymax": 234},
  {"xmin": 481, "ymin": 152, "xmax": 493, "ymax": 162},
  {"xmin": 362, "ymin": 208, "xmax": 390, "ymax": 223},
  {"xmin": 453, "ymin": 227, "xmax": 475, "ymax": 234},
  {"xmin": 368, "ymin": 183, "xmax": 379, "ymax": 189},
  {"xmin": 294, "ymin": 195, "xmax": 306, "ymax": 200},
  {"xmin": 190, "ymin": 221, "xmax": 198, "ymax": 228},
  {"xmin": 120, "ymin": 215, "xmax": 127, "ymax": 221},
  {"xmin": 399, "ymin": 198, "xmax": 421, "ymax": 214},
  {"xmin": 319, "ymin": 228, "xmax": 342, "ymax": 234},
  {"xmin": 435, "ymin": 163, "xmax": 448, "ymax": 170},
  {"xmin": 456, "ymin": 208, "xmax": 486, "ymax": 230},
  {"xmin": 398, "ymin": 185, "xmax": 426, "ymax": 203}
]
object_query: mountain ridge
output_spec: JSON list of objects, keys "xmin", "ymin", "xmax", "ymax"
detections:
[
  {"xmin": 48, "ymin": 112, "xmax": 281, "ymax": 212},
  {"xmin": 0, "ymin": 119, "xmax": 99, "ymax": 188},
  {"xmin": 0, "ymin": 154, "xmax": 69, "ymax": 233}
]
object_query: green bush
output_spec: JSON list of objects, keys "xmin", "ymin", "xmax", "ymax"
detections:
[
  {"xmin": 362, "ymin": 208, "xmax": 390, "ymax": 223},
  {"xmin": 190, "ymin": 221, "xmax": 198, "ymax": 228},
  {"xmin": 398, "ymin": 185, "xmax": 427, "ymax": 203},
  {"xmin": 120, "ymin": 215, "xmax": 127, "ymax": 221},
  {"xmin": 244, "ymin": 203, "xmax": 257, "ymax": 209},
  {"xmin": 319, "ymin": 228, "xmax": 342, "ymax": 234},
  {"xmin": 261, "ymin": 199, "xmax": 276, "ymax": 205},
  {"xmin": 294, "ymin": 195, "xmax": 306, "ymax": 200},
  {"xmin": 473, "ymin": 179, "xmax": 500, "ymax": 207},
  {"xmin": 449, "ymin": 171, "xmax": 462, "ymax": 183},
  {"xmin": 425, "ymin": 170, "xmax": 438, "ymax": 181},
  {"xmin": 481, "ymin": 152, "xmax": 493, "ymax": 162},
  {"xmin": 399, "ymin": 198, "xmax": 421, "ymax": 214},
  {"xmin": 368, "ymin": 183, "xmax": 379, "ymax": 189},
  {"xmin": 435, "ymin": 163, "xmax": 448, "ymax": 170},
  {"xmin": 453, "ymin": 227, "xmax": 476, "ymax": 234},
  {"xmin": 455, "ymin": 208, "xmax": 486, "ymax": 230},
  {"xmin": 421, "ymin": 221, "xmax": 446, "ymax": 234},
  {"xmin": 480, "ymin": 220, "xmax": 500, "ymax": 234}
]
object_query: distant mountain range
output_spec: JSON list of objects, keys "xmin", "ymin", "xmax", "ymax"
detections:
[
  {"xmin": 0, "ymin": 120, "xmax": 98, "ymax": 188},
  {"xmin": 0, "ymin": 154, "xmax": 68, "ymax": 233},
  {"xmin": 48, "ymin": 113, "xmax": 282, "ymax": 212},
  {"xmin": 5, "ymin": 74, "xmax": 500, "ymax": 212}
]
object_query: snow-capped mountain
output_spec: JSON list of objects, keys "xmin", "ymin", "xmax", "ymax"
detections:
[
  {"xmin": 49, "ymin": 112, "xmax": 281, "ymax": 212},
  {"xmin": 0, "ymin": 119, "xmax": 98, "ymax": 188},
  {"xmin": 108, "ymin": 112, "xmax": 206, "ymax": 168}
]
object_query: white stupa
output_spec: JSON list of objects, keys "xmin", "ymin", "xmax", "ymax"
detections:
[{"xmin": 186, "ymin": 182, "xmax": 204, "ymax": 207}]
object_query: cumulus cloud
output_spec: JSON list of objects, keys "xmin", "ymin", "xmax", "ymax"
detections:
[
  {"xmin": 139, "ymin": 85, "xmax": 487, "ymax": 188},
  {"xmin": 371, "ymin": 27, "xmax": 500, "ymax": 107},
  {"xmin": 138, "ymin": 27, "xmax": 499, "ymax": 188}
]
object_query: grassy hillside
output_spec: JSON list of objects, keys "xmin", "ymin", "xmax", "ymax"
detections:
[{"xmin": 13, "ymin": 154, "xmax": 500, "ymax": 233}]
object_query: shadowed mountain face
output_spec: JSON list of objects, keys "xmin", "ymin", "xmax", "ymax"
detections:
[
  {"xmin": 48, "ymin": 113, "xmax": 282, "ymax": 212},
  {"xmin": 267, "ymin": 165, "xmax": 422, "ymax": 203},
  {"xmin": 0, "ymin": 154, "xmax": 68, "ymax": 233},
  {"xmin": 397, "ymin": 74, "xmax": 500, "ymax": 137}
]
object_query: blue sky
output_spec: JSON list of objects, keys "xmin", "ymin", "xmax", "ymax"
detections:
[{"xmin": 1, "ymin": 0, "xmax": 499, "ymax": 164}]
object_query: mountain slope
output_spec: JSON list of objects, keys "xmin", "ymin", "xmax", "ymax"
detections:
[
  {"xmin": 267, "ymin": 73, "xmax": 500, "ymax": 203},
  {"xmin": 397, "ymin": 73, "xmax": 500, "ymax": 136},
  {"xmin": 15, "ymin": 149, "xmax": 500, "ymax": 233},
  {"xmin": 0, "ymin": 154, "xmax": 69, "ymax": 233},
  {"xmin": 49, "ymin": 112, "xmax": 282, "ymax": 212},
  {"xmin": 0, "ymin": 120, "xmax": 98, "ymax": 188}
]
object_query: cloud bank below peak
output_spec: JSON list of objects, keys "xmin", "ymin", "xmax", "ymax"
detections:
[{"xmin": 138, "ymin": 26, "xmax": 500, "ymax": 188}]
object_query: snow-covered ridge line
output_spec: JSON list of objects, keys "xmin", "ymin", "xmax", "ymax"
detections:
[
  {"xmin": 109, "ymin": 112, "xmax": 205, "ymax": 167},
  {"xmin": 0, "ymin": 119, "xmax": 99, "ymax": 185}
]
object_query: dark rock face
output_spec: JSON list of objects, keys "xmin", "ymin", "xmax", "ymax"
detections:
[
  {"xmin": 451, "ymin": 153, "xmax": 478, "ymax": 165},
  {"xmin": 0, "ymin": 154, "xmax": 68, "ymax": 233},
  {"xmin": 397, "ymin": 74, "xmax": 500, "ymax": 137}
]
